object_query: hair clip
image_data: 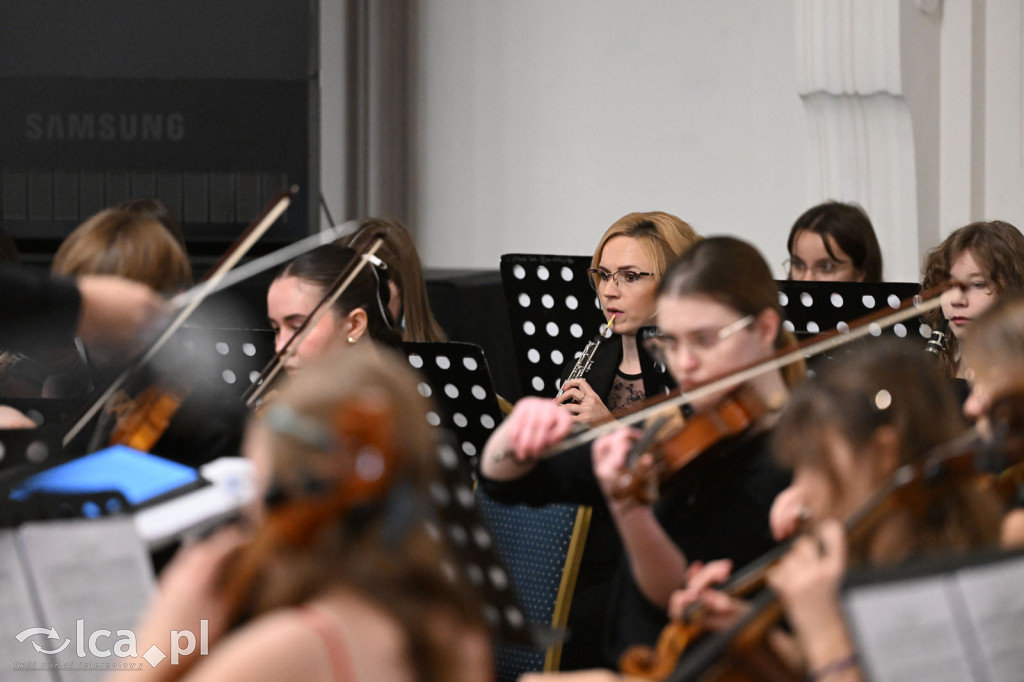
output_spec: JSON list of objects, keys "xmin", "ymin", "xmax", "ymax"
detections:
[{"xmin": 263, "ymin": 404, "xmax": 335, "ymax": 451}]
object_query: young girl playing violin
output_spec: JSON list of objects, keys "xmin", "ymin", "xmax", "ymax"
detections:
[
  {"xmin": 267, "ymin": 243, "xmax": 400, "ymax": 376},
  {"xmin": 669, "ymin": 338, "xmax": 1004, "ymax": 682},
  {"xmin": 481, "ymin": 236, "xmax": 800, "ymax": 668},
  {"xmin": 113, "ymin": 344, "xmax": 492, "ymax": 682},
  {"xmin": 555, "ymin": 212, "xmax": 699, "ymax": 423}
]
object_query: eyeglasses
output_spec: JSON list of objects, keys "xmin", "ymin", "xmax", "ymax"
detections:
[
  {"xmin": 784, "ymin": 257, "xmax": 851, "ymax": 279},
  {"xmin": 643, "ymin": 315, "xmax": 755, "ymax": 364},
  {"xmin": 585, "ymin": 268, "xmax": 655, "ymax": 290}
]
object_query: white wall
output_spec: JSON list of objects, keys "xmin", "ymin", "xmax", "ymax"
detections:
[{"xmin": 410, "ymin": 1, "xmax": 810, "ymax": 277}]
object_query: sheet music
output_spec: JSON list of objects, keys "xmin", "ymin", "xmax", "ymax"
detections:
[
  {"xmin": 843, "ymin": 576, "xmax": 978, "ymax": 682},
  {"xmin": 0, "ymin": 530, "xmax": 57, "ymax": 680},
  {"xmin": 955, "ymin": 555, "xmax": 1024, "ymax": 682},
  {"xmin": 17, "ymin": 517, "xmax": 155, "ymax": 681}
]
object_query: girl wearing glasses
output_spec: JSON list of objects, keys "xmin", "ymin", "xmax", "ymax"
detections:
[
  {"xmin": 555, "ymin": 212, "xmax": 700, "ymax": 424},
  {"xmin": 785, "ymin": 201, "xmax": 883, "ymax": 282},
  {"xmin": 481, "ymin": 237, "xmax": 800, "ymax": 668}
]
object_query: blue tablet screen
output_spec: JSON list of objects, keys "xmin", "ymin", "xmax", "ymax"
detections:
[{"xmin": 10, "ymin": 445, "xmax": 201, "ymax": 506}]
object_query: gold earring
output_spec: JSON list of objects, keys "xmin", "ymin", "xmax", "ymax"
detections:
[{"xmin": 347, "ymin": 336, "xmax": 357, "ymax": 344}]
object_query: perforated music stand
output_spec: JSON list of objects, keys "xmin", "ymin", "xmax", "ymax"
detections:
[
  {"xmin": 170, "ymin": 326, "xmax": 275, "ymax": 399},
  {"xmin": 428, "ymin": 434, "xmax": 542, "ymax": 648},
  {"xmin": 777, "ymin": 280, "xmax": 928, "ymax": 341},
  {"xmin": 403, "ymin": 341, "xmax": 506, "ymax": 469},
  {"xmin": 0, "ymin": 426, "xmax": 65, "ymax": 476},
  {"xmin": 500, "ymin": 254, "xmax": 605, "ymax": 398},
  {"xmin": 402, "ymin": 341, "xmax": 567, "ymax": 656}
]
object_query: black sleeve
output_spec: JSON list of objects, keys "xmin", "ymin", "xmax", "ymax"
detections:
[
  {"xmin": 477, "ymin": 441, "xmax": 606, "ymax": 508},
  {"xmin": 0, "ymin": 267, "xmax": 81, "ymax": 353}
]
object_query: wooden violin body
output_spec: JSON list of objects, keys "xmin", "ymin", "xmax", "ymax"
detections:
[{"xmin": 613, "ymin": 385, "xmax": 770, "ymax": 504}]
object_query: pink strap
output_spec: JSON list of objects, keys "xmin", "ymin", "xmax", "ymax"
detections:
[{"xmin": 300, "ymin": 605, "xmax": 356, "ymax": 681}]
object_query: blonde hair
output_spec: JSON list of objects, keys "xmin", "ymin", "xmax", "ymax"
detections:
[
  {"xmin": 52, "ymin": 207, "xmax": 192, "ymax": 293},
  {"xmin": 590, "ymin": 211, "xmax": 701, "ymax": 278}
]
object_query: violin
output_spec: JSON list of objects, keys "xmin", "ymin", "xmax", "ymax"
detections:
[
  {"xmin": 62, "ymin": 188, "xmax": 296, "ymax": 452},
  {"xmin": 633, "ymin": 394, "xmax": 1024, "ymax": 682},
  {"xmin": 612, "ymin": 385, "xmax": 771, "ymax": 505},
  {"xmin": 498, "ymin": 280, "xmax": 961, "ymax": 466}
]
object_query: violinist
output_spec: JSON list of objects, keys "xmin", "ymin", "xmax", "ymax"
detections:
[
  {"xmin": 112, "ymin": 344, "xmax": 492, "ymax": 682},
  {"xmin": 784, "ymin": 201, "xmax": 883, "ymax": 282},
  {"xmin": 921, "ymin": 220, "xmax": 1024, "ymax": 380},
  {"xmin": 555, "ymin": 212, "xmax": 699, "ymax": 423},
  {"xmin": 959, "ymin": 291, "xmax": 1024, "ymax": 546},
  {"xmin": 43, "ymin": 206, "xmax": 194, "ymax": 398},
  {"xmin": 0, "ymin": 269, "xmax": 167, "ymax": 427},
  {"xmin": 670, "ymin": 339, "xmax": 1004, "ymax": 682},
  {"xmin": 267, "ymin": 243, "xmax": 401, "ymax": 377},
  {"xmin": 480, "ymin": 237, "xmax": 798, "ymax": 668}
]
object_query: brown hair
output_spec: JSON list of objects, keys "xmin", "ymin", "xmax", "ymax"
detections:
[
  {"xmin": 658, "ymin": 236, "xmax": 805, "ymax": 387},
  {"xmin": 590, "ymin": 211, "xmax": 701, "ymax": 279},
  {"xmin": 246, "ymin": 344, "xmax": 485, "ymax": 682},
  {"xmin": 278, "ymin": 243, "xmax": 402, "ymax": 350},
  {"xmin": 339, "ymin": 218, "xmax": 447, "ymax": 343},
  {"xmin": 52, "ymin": 207, "xmax": 193, "ymax": 293},
  {"xmin": 119, "ymin": 197, "xmax": 186, "ymax": 249},
  {"xmin": 922, "ymin": 220, "xmax": 1024, "ymax": 376},
  {"xmin": 773, "ymin": 337, "xmax": 1001, "ymax": 558},
  {"xmin": 786, "ymin": 201, "xmax": 883, "ymax": 282}
]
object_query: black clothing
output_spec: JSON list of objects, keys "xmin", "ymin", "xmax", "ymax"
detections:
[
  {"xmin": 479, "ymin": 426, "xmax": 789, "ymax": 668},
  {"xmin": 558, "ymin": 332, "xmax": 675, "ymax": 404},
  {"xmin": 0, "ymin": 268, "xmax": 80, "ymax": 353},
  {"xmin": 529, "ymin": 334, "xmax": 675, "ymax": 669}
]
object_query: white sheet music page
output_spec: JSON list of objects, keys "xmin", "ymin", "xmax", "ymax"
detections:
[
  {"xmin": 843, "ymin": 576, "xmax": 978, "ymax": 682},
  {"xmin": 955, "ymin": 554, "xmax": 1024, "ymax": 682},
  {"xmin": 0, "ymin": 530, "xmax": 56, "ymax": 680},
  {"xmin": 16, "ymin": 517, "xmax": 155, "ymax": 682}
]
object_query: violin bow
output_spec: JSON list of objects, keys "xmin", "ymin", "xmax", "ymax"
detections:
[
  {"xmin": 241, "ymin": 234, "xmax": 386, "ymax": 409},
  {"xmin": 62, "ymin": 188, "xmax": 296, "ymax": 448},
  {"xmin": 530, "ymin": 282, "xmax": 958, "ymax": 461}
]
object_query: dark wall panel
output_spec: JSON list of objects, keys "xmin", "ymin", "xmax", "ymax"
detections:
[{"xmin": 0, "ymin": 1, "xmax": 319, "ymax": 253}]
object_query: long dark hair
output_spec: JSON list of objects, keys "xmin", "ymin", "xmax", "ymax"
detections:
[
  {"xmin": 787, "ymin": 201, "xmax": 883, "ymax": 282},
  {"xmin": 659, "ymin": 236, "xmax": 805, "ymax": 387},
  {"xmin": 279, "ymin": 244, "xmax": 401, "ymax": 349}
]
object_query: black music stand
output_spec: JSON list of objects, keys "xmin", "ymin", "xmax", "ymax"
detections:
[
  {"xmin": 500, "ymin": 254, "xmax": 605, "ymax": 398},
  {"xmin": 171, "ymin": 326, "xmax": 275, "ymax": 399},
  {"xmin": 777, "ymin": 280, "xmax": 927, "ymax": 341},
  {"xmin": 428, "ymin": 433, "xmax": 542, "ymax": 648},
  {"xmin": 0, "ymin": 426, "xmax": 65, "ymax": 477},
  {"xmin": 403, "ymin": 341, "xmax": 506, "ymax": 469},
  {"xmin": 402, "ymin": 341, "xmax": 567, "ymax": 658}
]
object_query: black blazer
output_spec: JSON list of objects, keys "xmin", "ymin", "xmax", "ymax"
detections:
[{"xmin": 558, "ymin": 332, "xmax": 676, "ymax": 403}]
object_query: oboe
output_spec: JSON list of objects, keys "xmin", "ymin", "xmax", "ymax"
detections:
[{"xmin": 556, "ymin": 316, "xmax": 615, "ymax": 401}]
